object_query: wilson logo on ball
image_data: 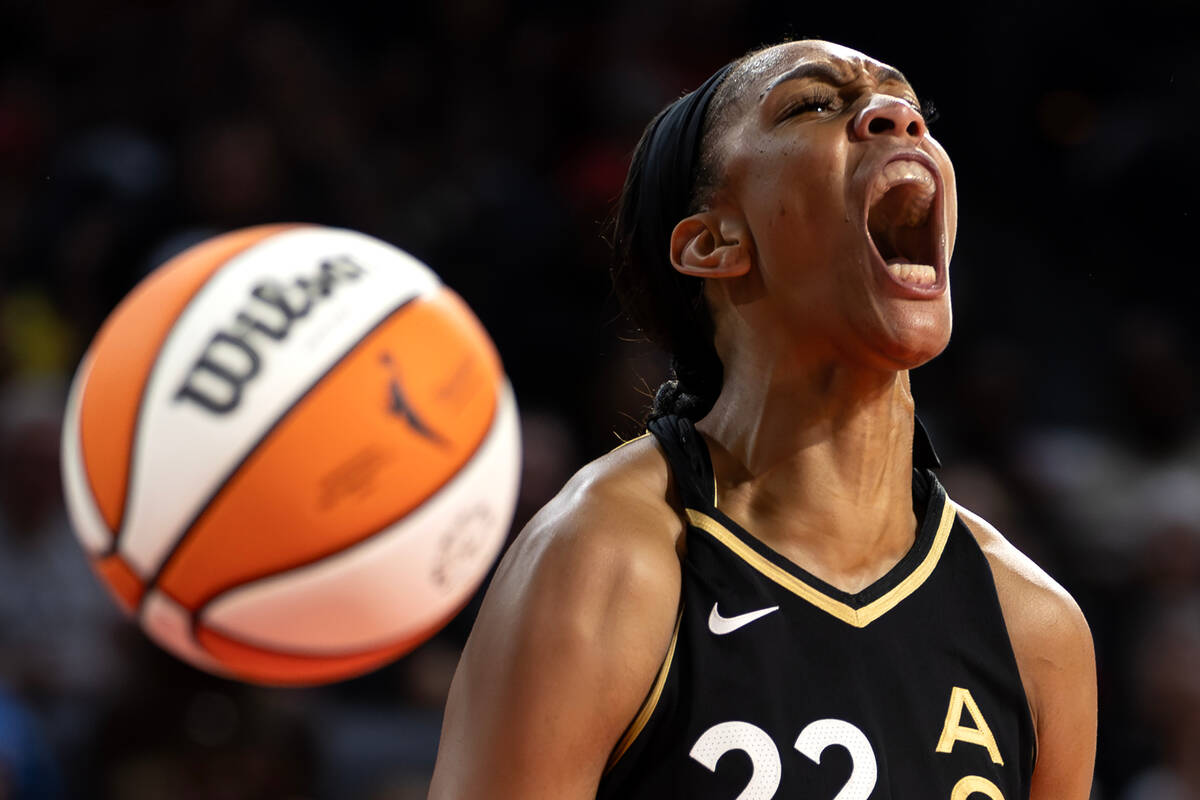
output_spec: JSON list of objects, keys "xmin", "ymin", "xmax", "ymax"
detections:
[{"xmin": 175, "ymin": 254, "xmax": 367, "ymax": 414}]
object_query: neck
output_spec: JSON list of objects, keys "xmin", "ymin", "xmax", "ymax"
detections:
[{"xmin": 696, "ymin": 356, "xmax": 919, "ymax": 593}]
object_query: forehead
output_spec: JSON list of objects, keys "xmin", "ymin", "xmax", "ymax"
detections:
[{"xmin": 741, "ymin": 40, "xmax": 908, "ymax": 94}]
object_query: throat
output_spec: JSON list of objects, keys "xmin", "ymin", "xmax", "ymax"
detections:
[
  {"xmin": 713, "ymin": 454, "xmax": 921, "ymax": 596},
  {"xmin": 755, "ymin": 496, "xmax": 918, "ymax": 596},
  {"xmin": 697, "ymin": 365, "xmax": 924, "ymax": 594}
]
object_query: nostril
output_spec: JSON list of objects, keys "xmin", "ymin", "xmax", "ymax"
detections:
[
  {"xmin": 868, "ymin": 117, "xmax": 894, "ymax": 135},
  {"xmin": 906, "ymin": 121, "xmax": 921, "ymax": 136}
]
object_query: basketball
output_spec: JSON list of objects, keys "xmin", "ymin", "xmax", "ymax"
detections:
[{"xmin": 59, "ymin": 224, "xmax": 521, "ymax": 686}]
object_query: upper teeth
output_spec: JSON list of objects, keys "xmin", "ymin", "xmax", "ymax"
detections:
[{"xmin": 869, "ymin": 160, "xmax": 936, "ymax": 224}]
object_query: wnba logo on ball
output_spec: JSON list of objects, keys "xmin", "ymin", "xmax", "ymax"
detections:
[{"xmin": 175, "ymin": 254, "xmax": 367, "ymax": 414}]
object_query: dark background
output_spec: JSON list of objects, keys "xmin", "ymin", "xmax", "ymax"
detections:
[{"xmin": 1, "ymin": 1, "xmax": 1197, "ymax": 797}]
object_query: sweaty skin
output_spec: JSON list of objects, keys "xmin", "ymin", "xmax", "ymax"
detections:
[{"xmin": 427, "ymin": 40, "xmax": 1096, "ymax": 800}]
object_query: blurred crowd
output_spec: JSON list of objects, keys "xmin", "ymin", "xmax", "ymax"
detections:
[{"xmin": 1, "ymin": 0, "xmax": 1196, "ymax": 798}]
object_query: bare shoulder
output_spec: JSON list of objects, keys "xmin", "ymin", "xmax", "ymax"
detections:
[
  {"xmin": 955, "ymin": 504, "xmax": 1097, "ymax": 798},
  {"xmin": 519, "ymin": 433, "xmax": 683, "ymax": 563},
  {"xmin": 494, "ymin": 433, "xmax": 685, "ymax": 610},
  {"xmin": 429, "ymin": 434, "xmax": 686, "ymax": 799},
  {"xmin": 954, "ymin": 505, "xmax": 1093, "ymax": 685}
]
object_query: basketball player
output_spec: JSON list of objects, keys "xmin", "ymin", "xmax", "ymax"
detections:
[{"xmin": 428, "ymin": 40, "xmax": 1096, "ymax": 799}]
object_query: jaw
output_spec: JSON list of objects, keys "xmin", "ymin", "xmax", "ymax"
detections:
[
  {"xmin": 815, "ymin": 243, "xmax": 953, "ymax": 374},
  {"xmin": 858, "ymin": 288, "xmax": 953, "ymax": 371}
]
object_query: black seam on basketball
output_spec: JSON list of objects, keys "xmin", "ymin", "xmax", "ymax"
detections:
[
  {"xmin": 186, "ymin": 385, "xmax": 503, "ymax": 654},
  {"xmin": 135, "ymin": 293, "xmax": 422, "ymax": 619},
  {"xmin": 111, "ymin": 225, "xmax": 311, "ymax": 558}
]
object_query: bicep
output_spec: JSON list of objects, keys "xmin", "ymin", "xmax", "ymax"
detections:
[
  {"xmin": 428, "ymin": 520, "xmax": 680, "ymax": 800},
  {"xmin": 1028, "ymin": 602, "xmax": 1097, "ymax": 800}
]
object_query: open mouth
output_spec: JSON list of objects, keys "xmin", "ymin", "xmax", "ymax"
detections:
[{"xmin": 866, "ymin": 158, "xmax": 940, "ymax": 289}]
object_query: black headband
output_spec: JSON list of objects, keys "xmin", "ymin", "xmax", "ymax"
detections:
[{"xmin": 638, "ymin": 61, "xmax": 737, "ymax": 271}]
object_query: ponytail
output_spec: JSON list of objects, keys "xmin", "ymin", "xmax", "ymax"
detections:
[{"xmin": 610, "ymin": 59, "xmax": 743, "ymax": 423}]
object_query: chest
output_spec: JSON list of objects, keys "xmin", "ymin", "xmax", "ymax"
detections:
[
  {"xmin": 599, "ymin": 519, "xmax": 1035, "ymax": 800},
  {"xmin": 668, "ymin": 601, "xmax": 1027, "ymax": 798}
]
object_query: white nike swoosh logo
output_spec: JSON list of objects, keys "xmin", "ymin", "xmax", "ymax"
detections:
[{"xmin": 708, "ymin": 603, "xmax": 780, "ymax": 635}]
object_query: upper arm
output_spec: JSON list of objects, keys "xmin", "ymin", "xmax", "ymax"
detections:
[
  {"xmin": 957, "ymin": 507, "xmax": 1097, "ymax": 800},
  {"xmin": 428, "ymin": 467, "xmax": 682, "ymax": 800},
  {"xmin": 1025, "ymin": 593, "xmax": 1096, "ymax": 800}
]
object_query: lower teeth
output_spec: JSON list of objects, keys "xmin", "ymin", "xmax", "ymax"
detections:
[{"xmin": 886, "ymin": 262, "xmax": 936, "ymax": 285}]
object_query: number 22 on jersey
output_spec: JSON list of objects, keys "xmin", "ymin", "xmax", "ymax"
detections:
[{"xmin": 689, "ymin": 689, "xmax": 1009, "ymax": 800}]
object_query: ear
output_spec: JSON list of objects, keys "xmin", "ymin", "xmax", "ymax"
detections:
[{"xmin": 669, "ymin": 211, "xmax": 752, "ymax": 278}]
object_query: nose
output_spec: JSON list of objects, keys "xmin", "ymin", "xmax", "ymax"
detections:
[{"xmin": 853, "ymin": 94, "xmax": 927, "ymax": 142}]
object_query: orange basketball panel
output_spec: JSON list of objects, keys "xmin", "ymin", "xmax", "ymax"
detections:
[
  {"xmin": 78, "ymin": 224, "xmax": 303, "ymax": 536},
  {"xmin": 158, "ymin": 287, "xmax": 503, "ymax": 611},
  {"xmin": 196, "ymin": 598, "xmax": 466, "ymax": 685},
  {"xmin": 93, "ymin": 553, "xmax": 146, "ymax": 613}
]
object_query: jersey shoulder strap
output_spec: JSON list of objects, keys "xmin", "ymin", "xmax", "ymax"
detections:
[
  {"xmin": 647, "ymin": 414, "xmax": 716, "ymax": 512},
  {"xmin": 913, "ymin": 414, "xmax": 942, "ymax": 471}
]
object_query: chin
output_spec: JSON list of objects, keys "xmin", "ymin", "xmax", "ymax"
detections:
[{"xmin": 871, "ymin": 301, "xmax": 953, "ymax": 370}]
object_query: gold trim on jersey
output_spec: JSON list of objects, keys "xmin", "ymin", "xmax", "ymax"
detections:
[
  {"xmin": 605, "ymin": 606, "xmax": 683, "ymax": 772},
  {"xmin": 684, "ymin": 499, "xmax": 957, "ymax": 628},
  {"xmin": 608, "ymin": 431, "xmax": 651, "ymax": 453}
]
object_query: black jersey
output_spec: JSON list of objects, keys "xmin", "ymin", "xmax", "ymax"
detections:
[{"xmin": 596, "ymin": 415, "xmax": 1035, "ymax": 800}]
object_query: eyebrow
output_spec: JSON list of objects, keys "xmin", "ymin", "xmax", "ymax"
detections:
[{"xmin": 761, "ymin": 61, "xmax": 913, "ymax": 99}]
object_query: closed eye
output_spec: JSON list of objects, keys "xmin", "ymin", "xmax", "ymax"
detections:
[{"xmin": 779, "ymin": 91, "xmax": 840, "ymax": 121}]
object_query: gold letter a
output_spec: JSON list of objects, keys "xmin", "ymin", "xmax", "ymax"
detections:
[{"xmin": 936, "ymin": 686, "xmax": 1004, "ymax": 766}]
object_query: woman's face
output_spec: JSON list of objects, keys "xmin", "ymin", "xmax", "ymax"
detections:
[{"xmin": 707, "ymin": 40, "xmax": 958, "ymax": 372}]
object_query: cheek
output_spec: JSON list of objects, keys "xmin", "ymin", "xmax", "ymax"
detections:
[
  {"xmin": 942, "ymin": 172, "xmax": 959, "ymax": 259},
  {"xmin": 739, "ymin": 138, "xmax": 847, "ymax": 225},
  {"xmin": 749, "ymin": 160, "xmax": 856, "ymax": 288}
]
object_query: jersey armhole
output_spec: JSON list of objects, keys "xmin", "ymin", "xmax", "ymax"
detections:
[
  {"xmin": 956, "ymin": 505, "xmax": 1040, "ymax": 772},
  {"xmin": 603, "ymin": 604, "xmax": 683, "ymax": 773}
]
